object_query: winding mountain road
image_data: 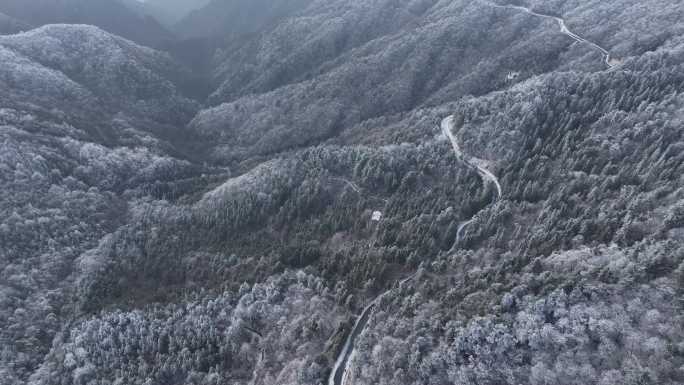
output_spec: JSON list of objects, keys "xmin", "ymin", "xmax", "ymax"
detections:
[
  {"xmin": 442, "ymin": 116, "xmax": 503, "ymax": 248},
  {"xmin": 333, "ymin": 177, "xmax": 389, "ymax": 207},
  {"xmin": 328, "ymin": 120, "xmax": 502, "ymax": 385},
  {"xmin": 456, "ymin": 218, "xmax": 476, "ymax": 245},
  {"xmin": 328, "ymin": 302, "xmax": 375, "ymax": 385},
  {"xmin": 483, "ymin": 1, "xmax": 616, "ymax": 68},
  {"xmin": 328, "ymin": 120, "xmax": 503, "ymax": 385},
  {"xmin": 442, "ymin": 116, "xmax": 502, "ymax": 199},
  {"xmin": 334, "ymin": 178, "xmax": 362, "ymax": 194},
  {"xmin": 329, "ymin": 3, "xmax": 616, "ymax": 381},
  {"xmin": 328, "ymin": 274, "xmax": 415, "ymax": 385}
]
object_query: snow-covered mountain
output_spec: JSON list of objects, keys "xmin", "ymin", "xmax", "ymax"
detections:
[{"xmin": 2, "ymin": 1, "xmax": 684, "ymax": 385}]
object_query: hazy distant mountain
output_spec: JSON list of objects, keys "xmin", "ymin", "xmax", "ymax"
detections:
[
  {"xmin": 121, "ymin": 0, "xmax": 211, "ymax": 27},
  {"xmin": 152, "ymin": 0, "xmax": 211, "ymax": 25},
  {"xmin": 174, "ymin": 0, "xmax": 313, "ymax": 39},
  {"xmin": 0, "ymin": 0, "xmax": 172, "ymax": 47},
  {"xmin": 0, "ymin": 11, "xmax": 30, "ymax": 34}
]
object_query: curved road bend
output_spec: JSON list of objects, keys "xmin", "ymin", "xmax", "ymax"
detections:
[
  {"xmin": 330, "ymin": 4, "xmax": 615, "ymax": 382},
  {"xmin": 441, "ymin": 116, "xmax": 502, "ymax": 198},
  {"xmin": 333, "ymin": 177, "xmax": 362, "ymax": 194},
  {"xmin": 441, "ymin": 116, "xmax": 503, "ymax": 250},
  {"xmin": 330, "ymin": 117, "xmax": 505, "ymax": 384},
  {"xmin": 334, "ymin": 177, "xmax": 390, "ymax": 206},
  {"xmin": 328, "ymin": 302, "xmax": 375, "ymax": 385},
  {"xmin": 483, "ymin": 1, "xmax": 615, "ymax": 68},
  {"xmin": 456, "ymin": 218, "xmax": 475, "ymax": 245},
  {"xmin": 329, "ymin": 117, "xmax": 504, "ymax": 384},
  {"xmin": 329, "ymin": 274, "xmax": 416, "ymax": 385}
]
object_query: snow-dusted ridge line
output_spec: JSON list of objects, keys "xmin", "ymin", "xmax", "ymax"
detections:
[{"xmin": 483, "ymin": 1, "xmax": 617, "ymax": 68}]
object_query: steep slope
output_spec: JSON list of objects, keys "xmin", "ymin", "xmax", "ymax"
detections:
[
  {"xmin": 0, "ymin": 0, "xmax": 173, "ymax": 47},
  {"xmin": 190, "ymin": 0, "xmax": 613, "ymax": 165},
  {"xmin": 0, "ymin": 25, "xmax": 213, "ymax": 383},
  {"xmin": 210, "ymin": 0, "xmax": 663, "ymax": 104},
  {"xmin": 208, "ymin": 0, "xmax": 446, "ymax": 103},
  {"xmin": 0, "ymin": 25, "xmax": 199, "ymax": 142}
]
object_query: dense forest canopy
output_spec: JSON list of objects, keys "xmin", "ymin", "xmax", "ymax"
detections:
[{"xmin": 0, "ymin": 0, "xmax": 683, "ymax": 384}]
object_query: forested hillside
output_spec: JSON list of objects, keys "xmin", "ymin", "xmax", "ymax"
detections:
[{"xmin": 1, "ymin": 0, "xmax": 683, "ymax": 384}]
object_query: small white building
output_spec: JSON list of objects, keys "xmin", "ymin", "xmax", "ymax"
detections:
[{"xmin": 506, "ymin": 71, "xmax": 520, "ymax": 81}]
